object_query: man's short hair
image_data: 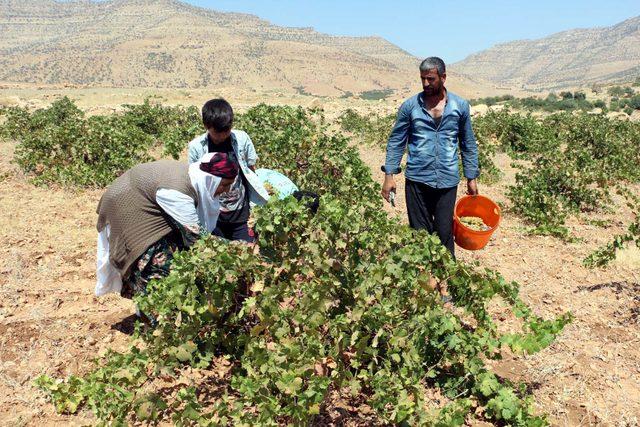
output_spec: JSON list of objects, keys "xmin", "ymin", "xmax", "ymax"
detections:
[
  {"xmin": 202, "ymin": 98, "xmax": 233, "ymax": 131},
  {"xmin": 419, "ymin": 57, "xmax": 446, "ymax": 76}
]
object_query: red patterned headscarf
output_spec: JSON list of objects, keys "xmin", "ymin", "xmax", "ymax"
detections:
[{"xmin": 199, "ymin": 152, "xmax": 239, "ymax": 179}]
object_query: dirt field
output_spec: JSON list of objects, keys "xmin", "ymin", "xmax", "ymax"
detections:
[{"xmin": 0, "ymin": 97, "xmax": 639, "ymax": 426}]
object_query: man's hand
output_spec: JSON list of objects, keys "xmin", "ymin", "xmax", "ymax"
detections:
[
  {"xmin": 467, "ymin": 178, "xmax": 478, "ymax": 196},
  {"xmin": 381, "ymin": 175, "xmax": 396, "ymax": 202}
]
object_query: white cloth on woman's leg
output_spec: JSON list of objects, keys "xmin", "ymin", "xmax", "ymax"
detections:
[{"xmin": 95, "ymin": 224, "xmax": 123, "ymax": 297}]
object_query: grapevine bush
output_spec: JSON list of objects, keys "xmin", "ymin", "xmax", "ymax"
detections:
[
  {"xmin": 584, "ymin": 188, "xmax": 640, "ymax": 267},
  {"xmin": 338, "ymin": 108, "xmax": 395, "ymax": 147},
  {"xmin": 237, "ymin": 105, "xmax": 378, "ymax": 203},
  {"xmin": 34, "ymin": 104, "xmax": 571, "ymax": 426},
  {"xmin": 473, "ymin": 110, "xmax": 558, "ymax": 157},
  {"xmin": 1, "ymin": 97, "xmax": 201, "ymax": 187},
  {"xmin": 474, "ymin": 110, "xmax": 640, "ymax": 240},
  {"xmin": 120, "ymin": 98, "xmax": 201, "ymax": 160}
]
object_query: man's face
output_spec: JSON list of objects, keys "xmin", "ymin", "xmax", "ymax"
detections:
[
  {"xmin": 207, "ymin": 128, "xmax": 232, "ymax": 144},
  {"xmin": 421, "ymin": 69, "xmax": 445, "ymax": 96}
]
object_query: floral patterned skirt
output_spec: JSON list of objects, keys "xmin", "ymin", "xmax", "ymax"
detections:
[
  {"xmin": 120, "ymin": 237, "xmax": 176, "ymax": 299},
  {"xmin": 121, "ymin": 220, "xmax": 198, "ymax": 299}
]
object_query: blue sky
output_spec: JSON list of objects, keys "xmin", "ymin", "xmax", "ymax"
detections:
[{"xmin": 184, "ymin": 0, "xmax": 640, "ymax": 63}]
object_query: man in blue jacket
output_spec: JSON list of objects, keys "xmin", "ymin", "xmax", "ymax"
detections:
[{"xmin": 381, "ymin": 57, "xmax": 479, "ymax": 260}]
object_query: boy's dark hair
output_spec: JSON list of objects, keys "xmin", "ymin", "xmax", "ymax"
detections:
[{"xmin": 202, "ymin": 98, "xmax": 233, "ymax": 131}]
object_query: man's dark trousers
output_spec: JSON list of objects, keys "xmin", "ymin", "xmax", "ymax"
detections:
[{"xmin": 405, "ymin": 178, "xmax": 457, "ymax": 259}]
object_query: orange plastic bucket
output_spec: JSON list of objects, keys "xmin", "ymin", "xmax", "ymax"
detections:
[{"xmin": 453, "ymin": 195, "xmax": 501, "ymax": 250}]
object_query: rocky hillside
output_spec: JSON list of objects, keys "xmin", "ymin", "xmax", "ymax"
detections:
[
  {"xmin": 0, "ymin": 0, "xmax": 491, "ymax": 98},
  {"xmin": 451, "ymin": 16, "xmax": 640, "ymax": 90}
]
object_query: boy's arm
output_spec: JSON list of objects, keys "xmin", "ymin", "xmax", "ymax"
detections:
[{"xmin": 245, "ymin": 134, "xmax": 258, "ymax": 170}]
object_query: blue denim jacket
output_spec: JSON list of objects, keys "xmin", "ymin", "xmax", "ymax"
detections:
[{"xmin": 383, "ymin": 90, "xmax": 479, "ymax": 188}]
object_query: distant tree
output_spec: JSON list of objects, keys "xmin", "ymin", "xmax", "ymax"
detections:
[
  {"xmin": 608, "ymin": 86, "xmax": 622, "ymax": 97},
  {"xmin": 573, "ymin": 91, "xmax": 586, "ymax": 101},
  {"xmin": 546, "ymin": 93, "xmax": 558, "ymax": 102},
  {"xmin": 627, "ymin": 95, "xmax": 640, "ymax": 110},
  {"xmin": 359, "ymin": 89, "xmax": 394, "ymax": 101},
  {"xmin": 559, "ymin": 91, "xmax": 573, "ymax": 100},
  {"xmin": 593, "ymin": 100, "xmax": 606, "ymax": 109},
  {"xmin": 607, "ymin": 86, "xmax": 633, "ymax": 97},
  {"xmin": 557, "ymin": 99, "xmax": 577, "ymax": 110}
]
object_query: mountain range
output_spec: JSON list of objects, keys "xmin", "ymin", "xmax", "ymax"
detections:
[
  {"xmin": 0, "ymin": 0, "xmax": 490, "ymax": 98},
  {"xmin": 451, "ymin": 16, "xmax": 640, "ymax": 90},
  {"xmin": 1, "ymin": 0, "xmax": 638, "ymax": 98}
]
